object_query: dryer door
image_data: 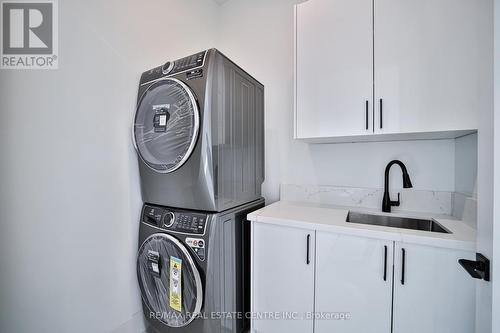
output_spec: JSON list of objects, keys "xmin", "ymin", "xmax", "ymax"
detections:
[
  {"xmin": 137, "ymin": 233, "xmax": 203, "ymax": 328},
  {"xmin": 134, "ymin": 78, "xmax": 200, "ymax": 173}
]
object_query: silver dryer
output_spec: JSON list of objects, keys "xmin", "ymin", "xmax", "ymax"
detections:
[{"xmin": 133, "ymin": 49, "xmax": 265, "ymax": 212}]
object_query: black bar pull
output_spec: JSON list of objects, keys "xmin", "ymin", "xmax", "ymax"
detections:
[
  {"xmin": 459, "ymin": 253, "xmax": 490, "ymax": 281},
  {"xmin": 306, "ymin": 234, "xmax": 311, "ymax": 265},
  {"xmin": 401, "ymin": 248, "xmax": 406, "ymax": 285},
  {"xmin": 383, "ymin": 245, "xmax": 388, "ymax": 281},
  {"xmin": 379, "ymin": 98, "xmax": 383, "ymax": 129},
  {"xmin": 365, "ymin": 100, "xmax": 369, "ymax": 130}
]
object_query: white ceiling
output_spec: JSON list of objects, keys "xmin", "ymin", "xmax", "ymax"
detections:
[
  {"xmin": 212, "ymin": 0, "xmax": 308, "ymax": 6},
  {"xmin": 212, "ymin": 0, "xmax": 231, "ymax": 5}
]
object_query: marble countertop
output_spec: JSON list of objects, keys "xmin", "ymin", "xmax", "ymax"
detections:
[{"xmin": 248, "ymin": 201, "xmax": 476, "ymax": 251}]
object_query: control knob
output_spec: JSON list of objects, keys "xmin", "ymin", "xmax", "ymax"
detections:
[
  {"xmin": 162, "ymin": 212, "xmax": 175, "ymax": 228},
  {"xmin": 162, "ymin": 61, "xmax": 174, "ymax": 75}
]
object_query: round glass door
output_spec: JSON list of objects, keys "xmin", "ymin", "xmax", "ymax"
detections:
[
  {"xmin": 137, "ymin": 233, "xmax": 203, "ymax": 328},
  {"xmin": 134, "ymin": 78, "xmax": 199, "ymax": 173}
]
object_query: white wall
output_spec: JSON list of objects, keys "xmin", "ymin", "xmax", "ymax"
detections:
[
  {"xmin": 216, "ymin": 0, "xmax": 461, "ymax": 204},
  {"xmin": 0, "ymin": 1, "xmax": 218, "ymax": 332},
  {"xmin": 493, "ymin": 0, "xmax": 500, "ymax": 330},
  {"xmin": 475, "ymin": 0, "xmax": 495, "ymax": 330},
  {"xmin": 455, "ymin": 133, "xmax": 478, "ymax": 196},
  {"xmin": 0, "ymin": 1, "xmax": 484, "ymax": 332}
]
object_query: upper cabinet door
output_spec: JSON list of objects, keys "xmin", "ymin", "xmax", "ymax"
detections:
[
  {"xmin": 392, "ymin": 243, "xmax": 476, "ymax": 333},
  {"xmin": 374, "ymin": 0, "xmax": 490, "ymax": 134},
  {"xmin": 315, "ymin": 232, "xmax": 393, "ymax": 333},
  {"xmin": 295, "ymin": 0, "xmax": 374, "ymax": 139},
  {"xmin": 251, "ymin": 222, "xmax": 315, "ymax": 333}
]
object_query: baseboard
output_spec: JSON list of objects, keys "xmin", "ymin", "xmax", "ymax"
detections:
[{"xmin": 109, "ymin": 311, "xmax": 146, "ymax": 333}]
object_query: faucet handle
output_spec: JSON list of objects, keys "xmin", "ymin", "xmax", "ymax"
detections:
[{"xmin": 390, "ymin": 193, "xmax": 401, "ymax": 207}]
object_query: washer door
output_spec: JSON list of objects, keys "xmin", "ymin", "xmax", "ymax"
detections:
[
  {"xmin": 137, "ymin": 233, "xmax": 203, "ymax": 328},
  {"xmin": 134, "ymin": 78, "xmax": 200, "ymax": 173}
]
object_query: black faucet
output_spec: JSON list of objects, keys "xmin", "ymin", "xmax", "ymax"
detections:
[{"xmin": 382, "ymin": 160, "xmax": 413, "ymax": 213}]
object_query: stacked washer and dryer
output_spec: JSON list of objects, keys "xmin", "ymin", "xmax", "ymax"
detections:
[{"xmin": 133, "ymin": 49, "xmax": 265, "ymax": 333}]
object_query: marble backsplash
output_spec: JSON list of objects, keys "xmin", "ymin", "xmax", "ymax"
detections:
[
  {"xmin": 280, "ymin": 184, "xmax": 477, "ymax": 228},
  {"xmin": 451, "ymin": 192, "xmax": 477, "ymax": 228}
]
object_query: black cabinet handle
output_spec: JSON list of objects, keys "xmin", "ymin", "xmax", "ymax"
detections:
[
  {"xmin": 379, "ymin": 98, "xmax": 383, "ymax": 129},
  {"xmin": 365, "ymin": 100, "xmax": 369, "ymax": 130},
  {"xmin": 383, "ymin": 245, "xmax": 388, "ymax": 281},
  {"xmin": 401, "ymin": 248, "xmax": 406, "ymax": 285},
  {"xmin": 306, "ymin": 234, "xmax": 311, "ymax": 265}
]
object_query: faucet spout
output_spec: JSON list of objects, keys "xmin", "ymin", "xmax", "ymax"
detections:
[{"xmin": 382, "ymin": 160, "xmax": 413, "ymax": 213}]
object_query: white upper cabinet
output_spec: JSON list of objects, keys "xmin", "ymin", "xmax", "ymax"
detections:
[
  {"xmin": 374, "ymin": 0, "xmax": 489, "ymax": 135},
  {"xmin": 295, "ymin": 0, "xmax": 373, "ymax": 139},
  {"xmin": 295, "ymin": 0, "xmax": 489, "ymax": 142}
]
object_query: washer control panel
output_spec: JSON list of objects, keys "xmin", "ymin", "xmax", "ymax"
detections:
[{"xmin": 142, "ymin": 204, "xmax": 208, "ymax": 235}]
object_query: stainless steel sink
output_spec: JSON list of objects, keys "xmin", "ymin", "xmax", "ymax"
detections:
[{"xmin": 346, "ymin": 211, "xmax": 451, "ymax": 234}]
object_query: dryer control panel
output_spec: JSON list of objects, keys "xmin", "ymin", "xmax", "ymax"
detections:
[
  {"xmin": 140, "ymin": 50, "xmax": 207, "ymax": 84},
  {"xmin": 142, "ymin": 204, "xmax": 208, "ymax": 235},
  {"xmin": 168, "ymin": 51, "xmax": 205, "ymax": 75}
]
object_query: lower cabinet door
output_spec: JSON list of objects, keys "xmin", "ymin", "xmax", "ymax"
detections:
[
  {"xmin": 251, "ymin": 222, "xmax": 315, "ymax": 333},
  {"xmin": 315, "ymin": 232, "xmax": 393, "ymax": 333},
  {"xmin": 393, "ymin": 242, "xmax": 476, "ymax": 333}
]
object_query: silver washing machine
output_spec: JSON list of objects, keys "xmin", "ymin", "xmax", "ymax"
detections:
[
  {"xmin": 137, "ymin": 199, "xmax": 265, "ymax": 333},
  {"xmin": 133, "ymin": 49, "xmax": 265, "ymax": 212}
]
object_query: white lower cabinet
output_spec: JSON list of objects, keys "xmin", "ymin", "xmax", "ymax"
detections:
[
  {"xmin": 315, "ymin": 232, "xmax": 393, "ymax": 333},
  {"xmin": 251, "ymin": 224, "xmax": 476, "ymax": 333},
  {"xmin": 251, "ymin": 222, "xmax": 315, "ymax": 333},
  {"xmin": 392, "ymin": 242, "xmax": 476, "ymax": 333}
]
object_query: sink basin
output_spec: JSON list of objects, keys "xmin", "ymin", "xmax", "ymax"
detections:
[{"xmin": 346, "ymin": 211, "xmax": 451, "ymax": 234}]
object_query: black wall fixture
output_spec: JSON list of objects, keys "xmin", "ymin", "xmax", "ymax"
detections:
[{"xmin": 459, "ymin": 253, "xmax": 490, "ymax": 282}]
